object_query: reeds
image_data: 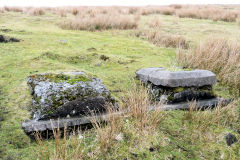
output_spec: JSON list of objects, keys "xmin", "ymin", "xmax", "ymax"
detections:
[
  {"xmin": 60, "ymin": 14, "xmax": 139, "ymax": 31},
  {"xmin": 177, "ymin": 37, "xmax": 240, "ymax": 94}
]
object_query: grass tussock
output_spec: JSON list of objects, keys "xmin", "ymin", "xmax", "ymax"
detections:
[
  {"xmin": 140, "ymin": 7, "xmax": 175, "ymax": 16},
  {"xmin": 60, "ymin": 14, "xmax": 139, "ymax": 31},
  {"xmin": 176, "ymin": 7, "xmax": 240, "ymax": 22},
  {"xmin": 177, "ymin": 37, "xmax": 240, "ymax": 94},
  {"xmin": 147, "ymin": 16, "xmax": 162, "ymax": 28},
  {"xmin": 144, "ymin": 30, "xmax": 189, "ymax": 49},
  {"xmin": 28, "ymin": 8, "xmax": 45, "ymax": 16},
  {"xmin": 237, "ymin": 17, "xmax": 240, "ymax": 28},
  {"xmin": 3, "ymin": 6, "xmax": 23, "ymax": 12},
  {"xmin": 0, "ymin": 8, "xmax": 4, "ymax": 13},
  {"xmin": 184, "ymin": 101, "xmax": 239, "ymax": 130}
]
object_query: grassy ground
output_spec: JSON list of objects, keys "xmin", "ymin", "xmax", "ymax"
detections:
[{"xmin": 0, "ymin": 11, "xmax": 239, "ymax": 159}]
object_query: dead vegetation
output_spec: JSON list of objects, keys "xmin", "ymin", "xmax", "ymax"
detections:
[
  {"xmin": 3, "ymin": 5, "xmax": 240, "ymax": 22},
  {"xmin": 133, "ymin": 30, "xmax": 189, "ymax": 49},
  {"xmin": 60, "ymin": 14, "xmax": 139, "ymax": 31},
  {"xmin": 177, "ymin": 37, "xmax": 240, "ymax": 95},
  {"xmin": 3, "ymin": 6, "xmax": 23, "ymax": 12},
  {"xmin": 176, "ymin": 6, "xmax": 239, "ymax": 22},
  {"xmin": 147, "ymin": 16, "xmax": 162, "ymax": 28},
  {"xmin": 28, "ymin": 8, "xmax": 45, "ymax": 16},
  {"xmin": 0, "ymin": 8, "xmax": 4, "ymax": 13}
]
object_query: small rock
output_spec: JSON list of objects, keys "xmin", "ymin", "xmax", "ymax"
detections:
[
  {"xmin": 78, "ymin": 135, "xmax": 84, "ymax": 139},
  {"xmin": 225, "ymin": 133, "xmax": 238, "ymax": 146},
  {"xmin": 96, "ymin": 62, "xmax": 102, "ymax": 67}
]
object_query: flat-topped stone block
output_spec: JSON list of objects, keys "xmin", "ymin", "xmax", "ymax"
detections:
[
  {"xmin": 26, "ymin": 71, "xmax": 114, "ymax": 120},
  {"xmin": 136, "ymin": 67, "xmax": 216, "ymax": 87}
]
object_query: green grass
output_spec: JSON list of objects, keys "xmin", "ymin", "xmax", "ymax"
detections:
[{"xmin": 0, "ymin": 11, "xmax": 239, "ymax": 159}]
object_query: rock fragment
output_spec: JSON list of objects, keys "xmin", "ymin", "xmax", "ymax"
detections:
[{"xmin": 225, "ymin": 133, "xmax": 238, "ymax": 146}]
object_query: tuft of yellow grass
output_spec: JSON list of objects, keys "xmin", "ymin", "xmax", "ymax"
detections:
[
  {"xmin": 148, "ymin": 16, "xmax": 162, "ymax": 28},
  {"xmin": 0, "ymin": 8, "xmax": 4, "ymax": 13},
  {"xmin": 176, "ymin": 6, "xmax": 240, "ymax": 22},
  {"xmin": 177, "ymin": 37, "xmax": 240, "ymax": 94},
  {"xmin": 145, "ymin": 30, "xmax": 189, "ymax": 49},
  {"xmin": 28, "ymin": 8, "xmax": 45, "ymax": 16},
  {"xmin": 60, "ymin": 14, "xmax": 139, "ymax": 31},
  {"xmin": 3, "ymin": 6, "xmax": 23, "ymax": 12}
]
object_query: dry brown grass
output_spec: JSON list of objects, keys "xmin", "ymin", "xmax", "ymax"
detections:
[
  {"xmin": 148, "ymin": 16, "xmax": 162, "ymax": 28},
  {"xmin": 0, "ymin": 8, "xmax": 4, "ymax": 13},
  {"xmin": 59, "ymin": 9, "xmax": 67, "ymax": 17},
  {"xmin": 140, "ymin": 6, "xmax": 175, "ymax": 16},
  {"xmin": 183, "ymin": 101, "xmax": 238, "ymax": 133},
  {"xmin": 145, "ymin": 30, "xmax": 189, "ymax": 49},
  {"xmin": 35, "ymin": 127, "xmax": 85, "ymax": 160},
  {"xmin": 28, "ymin": 8, "xmax": 45, "ymax": 16},
  {"xmin": 237, "ymin": 17, "xmax": 240, "ymax": 28},
  {"xmin": 3, "ymin": 6, "xmax": 240, "ymax": 22},
  {"xmin": 177, "ymin": 37, "xmax": 240, "ymax": 94},
  {"xmin": 3, "ymin": 6, "xmax": 23, "ymax": 12},
  {"xmin": 123, "ymin": 82, "xmax": 166, "ymax": 131},
  {"xmin": 61, "ymin": 14, "xmax": 139, "ymax": 31},
  {"xmin": 71, "ymin": 8, "xmax": 79, "ymax": 16},
  {"xmin": 176, "ymin": 6, "xmax": 240, "ymax": 22},
  {"xmin": 90, "ymin": 106, "xmax": 122, "ymax": 153}
]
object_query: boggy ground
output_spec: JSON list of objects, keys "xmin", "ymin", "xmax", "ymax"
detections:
[{"xmin": 0, "ymin": 8, "xmax": 239, "ymax": 159}]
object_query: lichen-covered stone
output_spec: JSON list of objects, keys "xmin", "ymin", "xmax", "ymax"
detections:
[
  {"xmin": 27, "ymin": 71, "xmax": 114, "ymax": 120},
  {"xmin": 149, "ymin": 85, "xmax": 216, "ymax": 103},
  {"xmin": 137, "ymin": 67, "xmax": 217, "ymax": 104}
]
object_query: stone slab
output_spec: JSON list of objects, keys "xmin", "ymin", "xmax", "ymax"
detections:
[
  {"xmin": 136, "ymin": 68, "xmax": 217, "ymax": 87},
  {"xmin": 150, "ymin": 98, "xmax": 231, "ymax": 111},
  {"xmin": 22, "ymin": 98, "xmax": 230, "ymax": 133},
  {"xmin": 136, "ymin": 67, "xmax": 165, "ymax": 83}
]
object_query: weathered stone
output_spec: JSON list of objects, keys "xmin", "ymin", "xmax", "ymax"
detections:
[
  {"xmin": 44, "ymin": 96, "xmax": 108, "ymax": 119},
  {"xmin": 150, "ymin": 98, "xmax": 231, "ymax": 111},
  {"xmin": 27, "ymin": 71, "xmax": 114, "ymax": 120},
  {"xmin": 225, "ymin": 133, "xmax": 238, "ymax": 146},
  {"xmin": 22, "ymin": 111, "xmax": 123, "ymax": 133},
  {"xmin": 22, "ymin": 98, "xmax": 231, "ymax": 134},
  {"xmin": 150, "ymin": 85, "xmax": 215, "ymax": 103},
  {"xmin": 136, "ymin": 67, "xmax": 165, "ymax": 83},
  {"xmin": 136, "ymin": 67, "xmax": 216, "ymax": 87}
]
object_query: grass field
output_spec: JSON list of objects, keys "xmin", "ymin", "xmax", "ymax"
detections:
[{"xmin": 0, "ymin": 7, "xmax": 239, "ymax": 159}]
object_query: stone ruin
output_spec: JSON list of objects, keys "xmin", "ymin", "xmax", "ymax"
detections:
[
  {"xmin": 22, "ymin": 71, "xmax": 115, "ymax": 136},
  {"xmin": 136, "ymin": 67, "xmax": 230, "ymax": 110},
  {"xmin": 22, "ymin": 68, "xmax": 231, "ymax": 137}
]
